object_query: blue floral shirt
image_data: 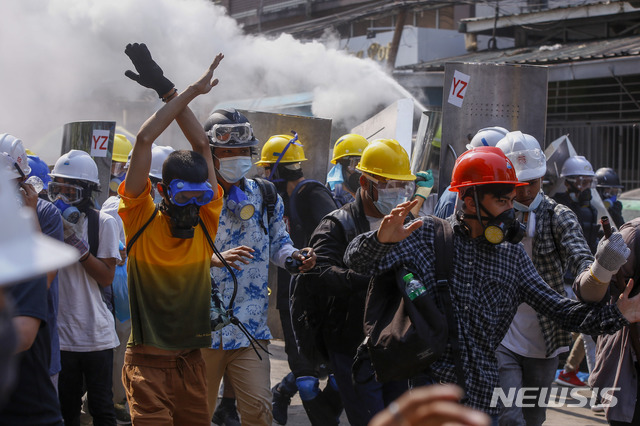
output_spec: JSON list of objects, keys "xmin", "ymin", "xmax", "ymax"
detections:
[{"xmin": 210, "ymin": 178, "xmax": 295, "ymax": 350}]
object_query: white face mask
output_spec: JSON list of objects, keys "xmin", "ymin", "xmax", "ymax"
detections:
[
  {"xmin": 216, "ymin": 156, "xmax": 253, "ymax": 183},
  {"xmin": 513, "ymin": 191, "xmax": 544, "ymax": 213},
  {"xmin": 374, "ymin": 187, "xmax": 409, "ymax": 215}
]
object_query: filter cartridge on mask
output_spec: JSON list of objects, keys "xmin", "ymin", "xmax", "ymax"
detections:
[{"xmin": 227, "ymin": 184, "xmax": 255, "ymax": 220}]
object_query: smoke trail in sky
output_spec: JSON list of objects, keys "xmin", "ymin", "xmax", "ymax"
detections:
[{"xmin": 0, "ymin": 0, "xmax": 410, "ymax": 162}]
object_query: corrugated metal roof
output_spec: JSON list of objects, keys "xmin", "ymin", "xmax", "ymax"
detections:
[{"xmin": 397, "ymin": 34, "xmax": 640, "ymax": 72}]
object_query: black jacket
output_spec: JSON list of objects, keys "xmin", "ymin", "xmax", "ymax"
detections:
[{"xmin": 307, "ymin": 189, "xmax": 373, "ymax": 355}]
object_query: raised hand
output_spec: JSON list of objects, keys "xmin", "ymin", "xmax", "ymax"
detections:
[
  {"xmin": 191, "ymin": 53, "xmax": 224, "ymax": 96},
  {"xmin": 376, "ymin": 199, "xmax": 423, "ymax": 244},
  {"xmin": 124, "ymin": 42, "xmax": 175, "ymax": 98}
]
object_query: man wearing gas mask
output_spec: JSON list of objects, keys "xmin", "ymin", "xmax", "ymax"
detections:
[
  {"xmin": 596, "ymin": 167, "xmax": 625, "ymax": 228},
  {"xmin": 495, "ymin": 132, "xmax": 629, "ymax": 426},
  {"xmin": 344, "ymin": 146, "xmax": 639, "ymax": 422},
  {"xmin": 200, "ymin": 108, "xmax": 316, "ymax": 426},
  {"xmin": 326, "ymin": 133, "xmax": 369, "ymax": 207},
  {"xmin": 120, "ymin": 43, "xmax": 224, "ymax": 425}
]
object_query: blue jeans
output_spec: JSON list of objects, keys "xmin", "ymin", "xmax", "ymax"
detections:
[
  {"xmin": 59, "ymin": 349, "xmax": 115, "ymax": 426},
  {"xmin": 496, "ymin": 344, "xmax": 558, "ymax": 426},
  {"xmin": 329, "ymin": 350, "xmax": 407, "ymax": 426}
]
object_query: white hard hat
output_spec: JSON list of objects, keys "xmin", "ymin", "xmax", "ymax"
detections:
[
  {"xmin": 0, "ymin": 166, "xmax": 78, "ymax": 286},
  {"xmin": 149, "ymin": 145, "xmax": 175, "ymax": 180},
  {"xmin": 496, "ymin": 131, "xmax": 547, "ymax": 181},
  {"xmin": 0, "ymin": 133, "xmax": 31, "ymax": 178},
  {"xmin": 467, "ymin": 126, "xmax": 509, "ymax": 150},
  {"xmin": 50, "ymin": 150, "xmax": 100, "ymax": 185},
  {"xmin": 560, "ymin": 155, "xmax": 595, "ymax": 178}
]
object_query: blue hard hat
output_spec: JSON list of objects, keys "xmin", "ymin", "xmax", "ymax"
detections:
[{"xmin": 28, "ymin": 155, "xmax": 52, "ymax": 186}]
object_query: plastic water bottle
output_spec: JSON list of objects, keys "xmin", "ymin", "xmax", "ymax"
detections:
[{"xmin": 403, "ymin": 273, "xmax": 426, "ymax": 301}]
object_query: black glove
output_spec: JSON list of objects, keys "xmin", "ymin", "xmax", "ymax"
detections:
[{"xmin": 124, "ymin": 42, "xmax": 175, "ymax": 98}]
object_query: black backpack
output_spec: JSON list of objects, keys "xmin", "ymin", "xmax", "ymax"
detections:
[
  {"xmin": 354, "ymin": 216, "xmax": 465, "ymax": 386},
  {"xmin": 289, "ymin": 208, "xmax": 357, "ymax": 365}
]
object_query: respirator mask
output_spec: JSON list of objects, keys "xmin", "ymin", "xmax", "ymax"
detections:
[
  {"xmin": 161, "ymin": 179, "xmax": 215, "ymax": 239},
  {"xmin": 226, "ymin": 184, "xmax": 255, "ymax": 221},
  {"xmin": 365, "ymin": 174, "xmax": 415, "ymax": 216},
  {"xmin": 472, "ymin": 190, "xmax": 525, "ymax": 245}
]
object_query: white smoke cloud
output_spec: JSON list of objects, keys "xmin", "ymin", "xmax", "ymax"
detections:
[{"xmin": 0, "ymin": 0, "xmax": 408, "ymax": 163}]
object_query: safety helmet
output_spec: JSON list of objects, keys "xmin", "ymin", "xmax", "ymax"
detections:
[
  {"xmin": 595, "ymin": 167, "xmax": 623, "ymax": 188},
  {"xmin": 467, "ymin": 126, "xmax": 509, "ymax": 150},
  {"xmin": 50, "ymin": 150, "xmax": 100, "ymax": 185},
  {"xmin": 331, "ymin": 134, "xmax": 369, "ymax": 164},
  {"xmin": 149, "ymin": 145, "xmax": 175, "ymax": 180},
  {"xmin": 496, "ymin": 131, "xmax": 547, "ymax": 181},
  {"xmin": 204, "ymin": 108, "xmax": 259, "ymax": 148},
  {"xmin": 356, "ymin": 139, "xmax": 416, "ymax": 181},
  {"xmin": 450, "ymin": 146, "xmax": 525, "ymax": 192},
  {"xmin": 0, "ymin": 133, "xmax": 31, "ymax": 178},
  {"xmin": 560, "ymin": 155, "xmax": 595, "ymax": 178},
  {"xmin": 255, "ymin": 134, "xmax": 307, "ymax": 166},
  {"xmin": 112, "ymin": 134, "xmax": 133, "ymax": 163},
  {"xmin": 28, "ymin": 155, "xmax": 52, "ymax": 186}
]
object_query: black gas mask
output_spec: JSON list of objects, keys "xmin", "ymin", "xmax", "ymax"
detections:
[
  {"xmin": 566, "ymin": 178, "xmax": 593, "ymax": 205},
  {"xmin": 472, "ymin": 192, "xmax": 525, "ymax": 245},
  {"xmin": 160, "ymin": 200, "xmax": 201, "ymax": 239}
]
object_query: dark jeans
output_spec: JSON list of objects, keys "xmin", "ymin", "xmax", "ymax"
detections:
[
  {"xmin": 329, "ymin": 350, "xmax": 407, "ymax": 426},
  {"xmin": 59, "ymin": 349, "xmax": 115, "ymax": 426}
]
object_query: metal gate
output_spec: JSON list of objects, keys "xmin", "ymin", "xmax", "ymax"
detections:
[{"xmin": 546, "ymin": 123, "xmax": 640, "ymax": 191}]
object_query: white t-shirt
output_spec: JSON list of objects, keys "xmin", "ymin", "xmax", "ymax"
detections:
[
  {"xmin": 57, "ymin": 210, "xmax": 120, "ymax": 352},
  {"xmin": 101, "ymin": 195, "xmax": 125, "ymax": 244}
]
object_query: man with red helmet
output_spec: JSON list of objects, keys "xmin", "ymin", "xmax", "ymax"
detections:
[{"xmin": 344, "ymin": 146, "xmax": 640, "ymax": 421}]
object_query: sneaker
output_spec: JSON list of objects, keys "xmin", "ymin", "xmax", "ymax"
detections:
[
  {"xmin": 591, "ymin": 403, "xmax": 605, "ymax": 413},
  {"xmin": 555, "ymin": 370, "xmax": 587, "ymax": 387},
  {"xmin": 212, "ymin": 400, "xmax": 241, "ymax": 426},
  {"xmin": 272, "ymin": 385, "xmax": 292, "ymax": 425},
  {"xmin": 114, "ymin": 401, "xmax": 131, "ymax": 425}
]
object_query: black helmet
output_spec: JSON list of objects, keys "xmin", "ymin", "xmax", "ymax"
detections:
[
  {"xmin": 204, "ymin": 108, "xmax": 259, "ymax": 148},
  {"xmin": 595, "ymin": 167, "xmax": 623, "ymax": 188}
]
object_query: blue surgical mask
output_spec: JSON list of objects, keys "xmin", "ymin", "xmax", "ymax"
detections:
[
  {"xmin": 374, "ymin": 187, "xmax": 409, "ymax": 215},
  {"xmin": 217, "ymin": 156, "xmax": 253, "ymax": 183}
]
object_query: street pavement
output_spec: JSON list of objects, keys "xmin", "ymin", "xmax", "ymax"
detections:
[{"xmin": 266, "ymin": 339, "xmax": 608, "ymax": 426}]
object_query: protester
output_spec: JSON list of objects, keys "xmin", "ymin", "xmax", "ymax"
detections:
[
  {"xmin": 109, "ymin": 134, "xmax": 133, "ymax": 197},
  {"xmin": 344, "ymin": 146, "xmax": 640, "ymax": 421},
  {"xmin": 574, "ymin": 217, "xmax": 640, "ymax": 424},
  {"xmin": 307, "ymin": 138, "xmax": 413, "ymax": 425},
  {"xmin": 120, "ymin": 42, "xmax": 224, "ymax": 425},
  {"xmin": 0, "ymin": 145, "xmax": 77, "ymax": 424},
  {"xmin": 198, "ymin": 107, "xmax": 316, "ymax": 426},
  {"xmin": 326, "ymin": 133, "xmax": 368, "ymax": 206},
  {"xmin": 495, "ymin": 131, "xmax": 628, "ymax": 425},
  {"xmin": 256, "ymin": 134, "xmax": 342, "ymax": 425},
  {"xmin": 596, "ymin": 167, "xmax": 625, "ymax": 228}
]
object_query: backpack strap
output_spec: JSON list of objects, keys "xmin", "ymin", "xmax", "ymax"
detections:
[
  {"xmin": 126, "ymin": 205, "xmax": 158, "ymax": 256},
  {"xmin": 253, "ymin": 177, "xmax": 278, "ymax": 235},
  {"xmin": 431, "ymin": 216, "xmax": 465, "ymax": 393},
  {"xmin": 86, "ymin": 208, "xmax": 100, "ymax": 257}
]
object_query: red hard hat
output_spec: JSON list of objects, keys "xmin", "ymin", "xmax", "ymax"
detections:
[{"xmin": 450, "ymin": 146, "xmax": 526, "ymax": 192}]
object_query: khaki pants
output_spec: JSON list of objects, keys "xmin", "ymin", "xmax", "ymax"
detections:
[
  {"xmin": 202, "ymin": 341, "xmax": 272, "ymax": 426},
  {"xmin": 122, "ymin": 349, "xmax": 209, "ymax": 426}
]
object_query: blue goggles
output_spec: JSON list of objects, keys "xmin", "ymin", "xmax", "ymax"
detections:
[{"xmin": 167, "ymin": 179, "xmax": 215, "ymax": 206}]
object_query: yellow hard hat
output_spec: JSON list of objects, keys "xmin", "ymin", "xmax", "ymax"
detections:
[
  {"xmin": 356, "ymin": 139, "xmax": 416, "ymax": 181},
  {"xmin": 331, "ymin": 134, "xmax": 369, "ymax": 164},
  {"xmin": 112, "ymin": 134, "xmax": 133, "ymax": 163},
  {"xmin": 255, "ymin": 134, "xmax": 307, "ymax": 167}
]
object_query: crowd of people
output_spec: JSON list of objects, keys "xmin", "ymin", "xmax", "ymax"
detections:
[{"xmin": 1, "ymin": 42, "xmax": 640, "ymax": 426}]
